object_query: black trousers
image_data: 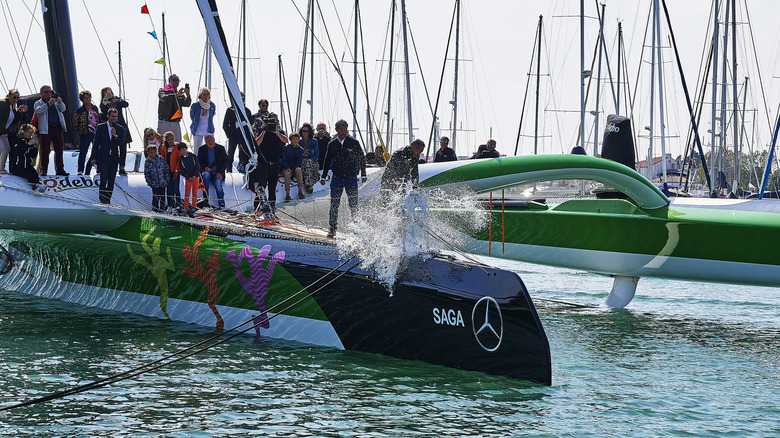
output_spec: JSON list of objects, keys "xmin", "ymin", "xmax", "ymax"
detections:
[{"xmin": 98, "ymin": 162, "xmax": 118, "ymax": 204}]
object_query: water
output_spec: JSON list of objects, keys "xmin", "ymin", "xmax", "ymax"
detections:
[{"xmin": 1, "ymin": 259, "xmax": 778, "ymax": 437}]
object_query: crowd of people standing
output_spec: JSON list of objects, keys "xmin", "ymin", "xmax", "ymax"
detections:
[{"xmin": 0, "ymin": 75, "xmax": 502, "ymax": 234}]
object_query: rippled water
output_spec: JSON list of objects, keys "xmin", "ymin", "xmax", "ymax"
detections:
[{"xmin": 1, "ymin": 259, "xmax": 778, "ymax": 437}]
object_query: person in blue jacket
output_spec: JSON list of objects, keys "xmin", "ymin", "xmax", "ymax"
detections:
[
  {"xmin": 197, "ymin": 133, "xmax": 227, "ymax": 209},
  {"xmin": 282, "ymin": 132, "xmax": 306, "ymax": 201},
  {"xmin": 190, "ymin": 87, "xmax": 216, "ymax": 154}
]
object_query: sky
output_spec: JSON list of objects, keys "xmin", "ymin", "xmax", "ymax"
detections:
[{"xmin": 1, "ymin": 0, "xmax": 779, "ymax": 161}]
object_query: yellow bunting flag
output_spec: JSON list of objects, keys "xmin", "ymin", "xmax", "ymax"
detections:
[
  {"xmin": 183, "ymin": 132, "xmax": 190, "ymax": 142},
  {"xmin": 154, "ymin": 57, "xmax": 166, "ymax": 66}
]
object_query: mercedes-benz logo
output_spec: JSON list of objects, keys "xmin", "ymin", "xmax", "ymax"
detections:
[{"xmin": 472, "ymin": 296, "xmax": 503, "ymax": 352}]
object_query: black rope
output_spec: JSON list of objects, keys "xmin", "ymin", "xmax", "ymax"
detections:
[{"xmin": 0, "ymin": 256, "xmax": 358, "ymax": 411}]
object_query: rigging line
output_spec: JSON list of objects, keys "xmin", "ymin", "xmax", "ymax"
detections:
[
  {"xmin": 286, "ymin": 0, "xmax": 365, "ymax": 145},
  {"xmin": 514, "ymin": 17, "xmax": 540, "ymax": 156},
  {"xmin": 424, "ymin": 0, "xmax": 457, "ymax": 160},
  {"xmin": 312, "ymin": 0, "xmax": 367, "ymax": 150},
  {"xmin": 80, "ymin": 0, "xmax": 119, "ymax": 87},
  {"xmin": 294, "ymin": 0, "xmax": 312, "ymax": 129},
  {"xmin": 406, "ymin": 212, "xmax": 490, "ymax": 275},
  {"xmin": 1, "ymin": 0, "xmax": 34, "ymax": 92},
  {"xmin": 742, "ymin": 0, "xmax": 773, "ymax": 134},
  {"xmin": 628, "ymin": 1, "xmax": 653, "ymax": 135},
  {"xmin": 13, "ymin": 0, "xmax": 39, "ymax": 92},
  {"xmin": 406, "ymin": 17, "xmax": 436, "ymax": 122},
  {"xmin": 281, "ymin": 55, "xmax": 295, "ymax": 134},
  {"xmin": 358, "ymin": 1, "xmax": 376, "ymax": 146},
  {"xmin": 542, "ymin": 30, "xmax": 565, "ymax": 154},
  {"xmin": 0, "ymin": 256, "xmax": 359, "ymax": 412}
]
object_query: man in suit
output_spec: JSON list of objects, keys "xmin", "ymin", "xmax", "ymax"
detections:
[
  {"xmin": 90, "ymin": 108, "xmax": 125, "ymax": 204},
  {"xmin": 197, "ymin": 133, "xmax": 228, "ymax": 209}
]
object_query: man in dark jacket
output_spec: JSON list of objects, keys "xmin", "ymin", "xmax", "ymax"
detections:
[
  {"xmin": 381, "ymin": 139, "xmax": 425, "ymax": 194},
  {"xmin": 90, "ymin": 108, "xmax": 125, "ymax": 204},
  {"xmin": 315, "ymin": 122, "xmax": 331, "ymax": 170},
  {"xmin": 157, "ymin": 74, "xmax": 191, "ymax": 142},
  {"xmin": 222, "ymin": 92, "xmax": 254, "ymax": 172},
  {"xmin": 319, "ymin": 119, "xmax": 367, "ymax": 238},
  {"xmin": 197, "ymin": 134, "xmax": 228, "ymax": 208},
  {"xmin": 474, "ymin": 139, "xmax": 500, "ymax": 159},
  {"xmin": 433, "ymin": 136, "xmax": 457, "ymax": 162},
  {"xmin": 253, "ymin": 112, "xmax": 288, "ymax": 210}
]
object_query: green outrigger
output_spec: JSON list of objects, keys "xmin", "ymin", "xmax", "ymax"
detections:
[{"xmin": 420, "ymin": 154, "xmax": 780, "ymax": 307}]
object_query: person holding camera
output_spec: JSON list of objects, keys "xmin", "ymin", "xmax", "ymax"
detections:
[
  {"xmin": 253, "ymin": 112, "xmax": 288, "ymax": 211},
  {"xmin": 0, "ymin": 89, "xmax": 27, "ymax": 174},
  {"xmin": 100, "ymin": 87, "xmax": 132, "ymax": 175},
  {"xmin": 252, "ymin": 99, "xmax": 270, "ymax": 133},
  {"xmin": 319, "ymin": 119, "xmax": 367, "ymax": 238},
  {"xmin": 157, "ymin": 74, "xmax": 191, "ymax": 143},
  {"xmin": 34, "ymin": 85, "xmax": 68, "ymax": 176}
]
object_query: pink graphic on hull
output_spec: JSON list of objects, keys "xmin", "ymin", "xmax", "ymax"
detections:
[
  {"xmin": 225, "ymin": 245, "xmax": 285, "ymax": 335},
  {"xmin": 181, "ymin": 228, "xmax": 223, "ymax": 329}
]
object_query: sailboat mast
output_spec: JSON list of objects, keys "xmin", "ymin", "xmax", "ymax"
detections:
[
  {"xmin": 719, "ymin": 0, "xmax": 731, "ymax": 191},
  {"xmin": 533, "ymin": 15, "xmax": 542, "ymax": 155},
  {"xmin": 386, "ymin": 0, "xmax": 396, "ymax": 150},
  {"xmin": 616, "ymin": 22, "xmax": 622, "ymax": 114},
  {"xmin": 648, "ymin": 0, "xmax": 656, "ymax": 180},
  {"xmin": 731, "ymin": 0, "xmax": 739, "ymax": 193},
  {"xmin": 162, "ymin": 12, "xmax": 167, "ymax": 81},
  {"xmin": 401, "ymin": 0, "xmax": 413, "ymax": 145},
  {"xmin": 206, "ymin": 38, "xmax": 212, "ymax": 89},
  {"xmin": 242, "ymin": 0, "xmax": 246, "ymax": 91},
  {"xmin": 353, "ymin": 0, "xmax": 359, "ymax": 137},
  {"xmin": 710, "ymin": 0, "xmax": 719, "ymax": 196},
  {"xmin": 310, "ymin": 0, "xmax": 315, "ymax": 125},
  {"xmin": 655, "ymin": 0, "xmax": 668, "ymax": 184},
  {"xmin": 118, "ymin": 41, "xmax": 123, "ymax": 96},
  {"xmin": 452, "ymin": 0, "xmax": 461, "ymax": 151},
  {"xmin": 279, "ymin": 55, "xmax": 285, "ymax": 132},
  {"xmin": 579, "ymin": 0, "xmax": 585, "ymax": 152},
  {"xmin": 593, "ymin": 3, "xmax": 605, "ymax": 156}
]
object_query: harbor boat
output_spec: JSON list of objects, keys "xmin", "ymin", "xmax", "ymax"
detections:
[
  {"xmin": 0, "ymin": 173, "xmax": 551, "ymax": 385},
  {"xmin": 418, "ymin": 153, "xmax": 780, "ymax": 308},
  {"xmin": 0, "ymin": 0, "xmax": 552, "ymax": 385}
]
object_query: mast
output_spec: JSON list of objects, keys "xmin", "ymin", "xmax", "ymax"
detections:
[
  {"xmin": 593, "ymin": 3, "xmax": 605, "ymax": 156},
  {"xmin": 719, "ymin": 0, "xmax": 730, "ymax": 192},
  {"xmin": 242, "ymin": 0, "xmax": 246, "ymax": 91},
  {"xmin": 385, "ymin": 0, "xmax": 396, "ymax": 149},
  {"xmin": 451, "ymin": 0, "xmax": 461, "ymax": 151},
  {"xmin": 42, "ymin": 0, "xmax": 79, "ymax": 146},
  {"xmin": 118, "ymin": 41, "xmax": 124, "ymax": 96},
  {"xmin": 533, "ymin": 15, "xmax": 543, "ymax": 155},
  {"xmin": 738, "ymin": 76, "xmax": 748, "ymax": 191},
  {"xmin": 655, "ymin": 0, "xmax": 668, "ymax": 184},
  {"xmin": 710, "ymin": 0, "xmax": 719, "ymax": 196},
  {"xmin": 731, "ymin": 0, "xmax": 739, "ymax": 194},
  {"xmin": 579, "ymin": 0, "xmax": 585, "ymax": 152},
  {"xmin": 310, "ymin": 0, "xmax": 315, "ymax": 125},
  {"xmin": 353, "ymin": 0, "xmax": 359, "ymax": 137},
  {"xmin": 278, "ymin": 55, "xmax": 285, "ymax": 132},
  {"xmin": 162, "ymin": 12, "xmax": 167, "ymax": 81},
  {"xmin": 648, "ymin": 0, "xmax": 656, "ymax": 180},
  {"xmin": 401, "ymin": 0, "xmax": 413, "ymax": 145},
  {"xmin": 616, "ymin": 22, "xmax": 622, "ymax": 113},
  {"xmin": 206, "ymin": 38, "xmax": 212, "ymax": 89}
]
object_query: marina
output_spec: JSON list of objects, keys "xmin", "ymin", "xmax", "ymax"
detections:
[{"xmin": 1, "ymin": 0, "xmax": 779, "ymax": 435}]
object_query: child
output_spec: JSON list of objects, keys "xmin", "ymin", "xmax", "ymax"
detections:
[
  {"xmin": 177, "ymin": 142, "xmax": 200, "ymax": 212},
  {"xmin": 143, "ymin": 144, "xmax": 170, "ymax": 212}
]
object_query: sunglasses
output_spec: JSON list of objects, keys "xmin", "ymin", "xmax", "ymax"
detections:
[
  {"xmin": 335, "ymin": 122, "xmax": 348, "ymax": 127},
  {"xmin": 440, "ymin": 140, "xmax": 449, "ymax": 144}
]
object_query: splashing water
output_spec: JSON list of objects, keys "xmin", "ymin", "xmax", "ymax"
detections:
[{"xmin": 334, "ymin": 182, "xmax": 489, "ymax": 290}]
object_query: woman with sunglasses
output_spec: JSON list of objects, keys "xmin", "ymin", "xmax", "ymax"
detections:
[
  {"xmin": 143, "ymin": 127, "xmax": 163, "ymax": 155},
  {"xmin": 298, "ymin": 123, "xmax": 319, "ymax": 194},
  {"xmin": 190, "ymin": 87, "xmax": 216, "ymax": 154},
  {"xmin": 0, "ymin": 89, "xmax": 27, "ymax": 174}
]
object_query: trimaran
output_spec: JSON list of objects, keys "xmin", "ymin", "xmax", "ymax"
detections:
[{"xmin": 0, "ymin": 0, "xmax": 551, "ymax": 386}]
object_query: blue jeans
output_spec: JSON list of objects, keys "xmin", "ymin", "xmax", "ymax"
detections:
[
  {"xmin": 77, "ymin": 133, "xmax": 95, "ymax": 174},
  {"xmin": 167, "ymin": 172, "xmax": 181, "ymax": 208},
  {"xmin": 329, "ymin": 176, "xmax": 359, "ymax": 233},
  {"xmin": 201, "ymin": 171, "xmax": 225, "ymax": 207}
]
